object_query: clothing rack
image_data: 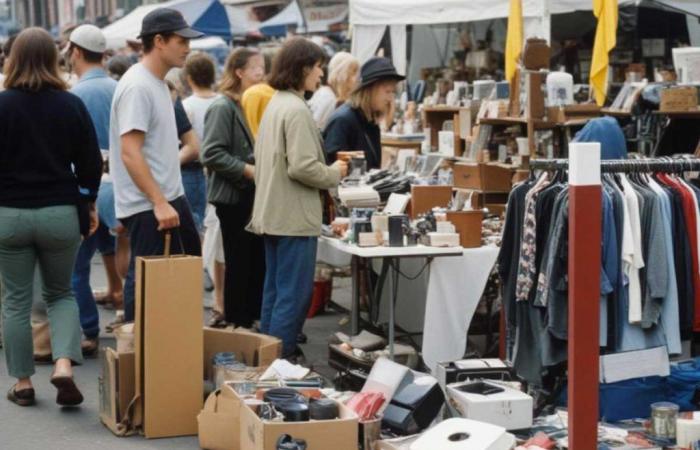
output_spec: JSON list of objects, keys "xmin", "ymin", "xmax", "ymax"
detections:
[
  {"xmin": 529, "ymin": 157, "xmax": 700, "ymax": 173},
  {"xmin": 521, "ymin": 150, "xmax": 700, "ymax": 448}
]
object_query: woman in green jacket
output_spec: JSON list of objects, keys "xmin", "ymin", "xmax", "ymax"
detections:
[
  {"xmin": 201, "ymin": 48, "xmax": 265, "ymax": 328},
  {"xmin": 248, "ymin": 38, "xmax": 348, "ymax": 360}
]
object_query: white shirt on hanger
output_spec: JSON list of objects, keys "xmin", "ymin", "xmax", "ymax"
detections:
[{"xmin": 619, "ymin": 174, "xmax": 646, "ymax": 324}]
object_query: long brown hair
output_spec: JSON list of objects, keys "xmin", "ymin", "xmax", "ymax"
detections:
[
  {"xmin": 219, "ymin": 48, "xmax": 259, "ymax": 102},
  {"xmin": 3, "ymin": 27, "xmax": 68, "ymax": 92}
]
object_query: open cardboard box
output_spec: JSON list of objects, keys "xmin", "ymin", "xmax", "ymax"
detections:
[
  {"xmin": 198, "ymin": 383, "xmax": 244, "ymax": 450},
  {"xmin": 203, "ymin": 327, "xmax": 281, "ymax": 381},
  {"xmin": 239, "ymin": 388, "xmax": 359, "ymax": 450},
  {"xmin": 199, "ymin": 385, "xmax": 358, "ymax": 450},
  {"xmin": 100, "ymin": 327, "xmax": 281, "ymax": 438}
]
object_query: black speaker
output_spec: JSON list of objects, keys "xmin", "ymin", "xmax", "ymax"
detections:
[
  {"xmin": 382, "ymin": 372, "xmax": 445, "ymax": 435},
  {"xmin": 388, "ymin": 215, "xmax": 408, "ymax": 247}
]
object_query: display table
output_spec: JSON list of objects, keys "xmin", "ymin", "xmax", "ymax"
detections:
[{"xmin": 318, "ymin": 237, "xmax": 498, "ymax": 369}]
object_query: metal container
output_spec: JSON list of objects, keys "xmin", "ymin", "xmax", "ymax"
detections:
[{"xmin": 651, "ymin": 402, "xmax": 679, "ymax": 438}]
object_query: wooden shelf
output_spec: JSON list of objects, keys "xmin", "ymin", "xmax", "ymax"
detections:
[
  {"xmin": 478, "ymin": 116, "xmax": 592, "ymax": 129},
  {"xmin": 652, "ymin": 110, "xmax": 700, "ymax": 119},
  {"xmin": 478, "ymin": 117, "xmax": 558, "ymax": 129},
  {"xmin": 601, "ymin": 108, "xmax": 632, "ymax": 118},
  {"xmin": 423, "ymin": 105, "xmax": 463, "ymax": 113}
]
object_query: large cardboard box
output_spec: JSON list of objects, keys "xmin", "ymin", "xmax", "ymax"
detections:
[
  {"xmin": 135, "ymin": 255, "xmax": 204, "ymax": 439},
  {"xmin": 239, "ymin": 391, "xmax": 359, "ymax": 450},
  {"xmin": 203, "ymin": 327, "xmax": 281, "ymax": 381},
  {"xmin": 453, "ymin": 163, "xmax": 513, "ymax": 192},
  {"xmin": 99, "ymin": 348, "xmax": 137, "ymax": 436},
  {"xmin": 198, "ymin": 383, "xmax": 243, "ymax": 450},
  {"xmin": 660, "ymin": 86, "xmax": 698, "ymax": 112}
]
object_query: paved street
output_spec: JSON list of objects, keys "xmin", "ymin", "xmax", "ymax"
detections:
[{"xmin": 0, "ymin": 257, "xmax": 351, "ymax": 449}]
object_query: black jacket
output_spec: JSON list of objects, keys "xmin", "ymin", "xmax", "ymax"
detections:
[
  {"xmin": 323, "ymin": 103, "xmax": 381, "ymax": 170},
  {"xmin": 0, "ymin": 88, "xmax": 102, "ymax": 208}
]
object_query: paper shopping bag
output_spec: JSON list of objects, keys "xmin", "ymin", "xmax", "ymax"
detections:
[{"xmin": 134, "ymin": 248, "xmax": 204, "ymax": 439}]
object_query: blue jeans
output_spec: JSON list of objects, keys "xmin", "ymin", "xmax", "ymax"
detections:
[
  {"xmin": 260, "ymin": 236, "xmax": 317, "ymax": 357},
  {"xmin": 96, "ymin": 180, "xmax": 119, "ymax": 231},
  {"xmin": 71, "ymin": 221, "xmax": 115, "ymax": 339},
  {"xmin": 182, "ymin": 167, "xmax": 206, "ymax": 233}
]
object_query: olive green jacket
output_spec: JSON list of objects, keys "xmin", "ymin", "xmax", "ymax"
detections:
[
  {"xmin": 201, "ymin": 96, "xmax": 255, "ymax": 205},
  {"xmin": 247, "ymin": 90, "xmax": 341, "ymax": 237}
]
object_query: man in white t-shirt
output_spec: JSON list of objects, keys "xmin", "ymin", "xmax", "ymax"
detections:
[{"xmin": 109, "ymin": 8, "xmax": 204, "ymax": 322}]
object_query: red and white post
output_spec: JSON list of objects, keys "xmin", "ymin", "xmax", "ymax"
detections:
[{"xmin": 567, "ymin": 143, "xmax": 602, "ymax": 449}]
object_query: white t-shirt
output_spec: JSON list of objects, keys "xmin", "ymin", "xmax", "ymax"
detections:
[
  {"xmin": 109, "ymin": 63, "xmax": 184, "ymax": 219},
  {"xmin": 308, "ymin": 85, "xmax": 337, "ymax": 130},
  {"xmin": 183, "ymin": 93, "xmax": 221, "ymax": 142}
]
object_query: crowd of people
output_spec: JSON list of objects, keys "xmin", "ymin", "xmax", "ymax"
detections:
[{"xmin": 0, "ymin": 7, "xmax": 405, "ymax": 408}]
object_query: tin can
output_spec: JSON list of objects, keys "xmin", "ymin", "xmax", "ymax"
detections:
[{"xmin": 651, "ymin": 402, "xmax": 679, "ymax": 438}]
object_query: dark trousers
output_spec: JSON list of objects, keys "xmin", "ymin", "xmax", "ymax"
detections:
[
  {"xmin": 122, "ymin": 196, "xmax": 202, "ymax": 322},
  {"xmin": 215, "ymin": 193, "xmax": 264, "ymax": 327}
]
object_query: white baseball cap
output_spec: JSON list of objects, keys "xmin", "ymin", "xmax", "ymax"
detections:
[{"xmin": 69, "ymin": 24, "xmax": 107, "ymax": 54}]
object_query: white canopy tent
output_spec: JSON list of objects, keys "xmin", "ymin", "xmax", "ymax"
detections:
[
  {"xmin": 259, "ymin": 0, "xmax": 348, "ymax": 35},
  {"xmin": 349, "ymin": 0, "xmax": 700, "ymax": 77}
]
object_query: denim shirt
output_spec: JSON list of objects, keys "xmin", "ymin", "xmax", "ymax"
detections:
[{"xmin": 71, "ymin": 68, "xmax": 117, "ymax": 151}]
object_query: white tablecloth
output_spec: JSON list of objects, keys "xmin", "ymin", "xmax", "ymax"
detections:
[
  {"xmin": 316, "ymin": 238, "xmax": 499, "ymax": 373},
  {"xmin": 422, "ymin": 246, "xmax": 499, "ymax": 373}
]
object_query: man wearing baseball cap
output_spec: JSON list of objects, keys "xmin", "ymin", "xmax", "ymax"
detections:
[
  {"xmin": 65, "ymin": 24, "xmax": 119, "ymax": 357},
  {"xmin": 109, "ymin": 8, "xmax": 203, "ymax": 323}
]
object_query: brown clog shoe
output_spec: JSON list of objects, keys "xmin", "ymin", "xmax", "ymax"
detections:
[
  {"xmin": 50, "ymin": 375, "xmax": 83, "ymax": 406},
  {"xmin": 7, "ymin": 385, "xmax": 35, "ymax": 407}
]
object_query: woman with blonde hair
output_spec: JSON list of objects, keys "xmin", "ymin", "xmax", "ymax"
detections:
[
  {"xmin": 0, "ymin": 27, "xmax": 102, "ymax": 407},
  {"xmin": 201, "ymin": 48, "xmax": 265, "ymax": 329},
  {"xmin": 309, "ymin": 51, "xmax": 359, "ymax": 130},
  {"xmin": 323, "ymin": 57, "xmax": 404, "ymax": 170}
]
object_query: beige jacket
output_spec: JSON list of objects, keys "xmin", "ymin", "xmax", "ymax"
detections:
[{"xmin": 247, "ymin": 90, "xmax": 341, "ymax": 237}]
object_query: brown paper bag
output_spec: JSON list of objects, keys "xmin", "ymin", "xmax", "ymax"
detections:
[{"xmin": 134, "ymin": 234, "xmax": 204, "ymax": 439}]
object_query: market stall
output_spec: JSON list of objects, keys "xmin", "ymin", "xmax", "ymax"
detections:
[{"xmin": 102, "ymin": 0, "xmax": 244, "ymax": 48}]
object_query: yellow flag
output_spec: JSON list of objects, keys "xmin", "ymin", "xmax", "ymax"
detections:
[
  {"xmin": 505, "ymin": 0, "xmax": 523, "ymax": 83},
  {"xmin": 590, "ymin": 0, "xmax": 618, "ymax": 106}
]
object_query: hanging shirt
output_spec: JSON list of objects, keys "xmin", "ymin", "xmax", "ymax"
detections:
[
  {"xmin": 647, "ymin": 177, "xmax": 682, "ymax": 355},
  {"xmin": 515, "ymin": 174, "xmax": 550, "ymax": 302},
  {"xmin": 619, "ymin": 174, "xmax": 646, "ymax": 324},
  {"xmin": 658, "ymin": 173, "xmax": 700, "ymax": 331}
]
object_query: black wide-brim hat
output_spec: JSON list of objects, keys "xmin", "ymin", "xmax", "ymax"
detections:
[
  {"xmin": 137, "ymin": 8, "xmax": 204, "ymax": 39},
  {"xmin": 356, "ymin": 57, "xmax": 405, "ymax": 91}
]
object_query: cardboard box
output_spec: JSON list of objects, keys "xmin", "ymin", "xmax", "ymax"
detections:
[
  {"xmin": 660, "ymin": 86, "xmax": 698, "ymax": 112},
  {"xmin": 445, "ymin": 211, "xmax": 482, "ymax": 248},
  {"xmin": 198, "ymin": 383, "xmax": 244, "ymax": 450},
  {"xmin": 239, "ymin": 391, "xmax": 359, "ymax": 450},
  {"xmin": 446, "ymin": 380, "xmax": 533, "ymax": 430},
  {"xmin": 409, "ymin": 185, "xmax": 453, "ymax": 219},
  {"xmin": 135, "ymin": 255, "xmax": 204, "ymax": 439},
  {"xmin": 99, "ymin": 348, "xmax": 137, "ymax": 436},
  {"xmin": 101, "ymin": 326, "xmax": 280, "ymax": 438},
  {"xmin": 453, "ymin": 163, "xmax": 513, "ymax": 192},
  {"xmin": 204, "ymin": 327, "xmax": 281, "ymax": 381}
]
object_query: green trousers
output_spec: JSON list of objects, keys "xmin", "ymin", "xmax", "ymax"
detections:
[{"xmin": 0, "ymin": 205, "xmax": 83, "ymax": 378}]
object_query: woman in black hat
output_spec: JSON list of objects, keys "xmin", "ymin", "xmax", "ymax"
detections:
[{"xmin": 323, "ymin": 57, "xmax": 404, "ymax": 170}]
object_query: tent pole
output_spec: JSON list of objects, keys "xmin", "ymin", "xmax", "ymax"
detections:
[{"xmin": 297, "ymin": 0, "xmax": 309, "ymax": 34}]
